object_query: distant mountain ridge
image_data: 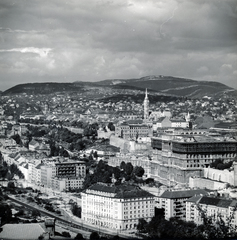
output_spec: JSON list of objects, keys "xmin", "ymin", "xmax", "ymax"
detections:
[
  {"xmin": 2, "ymin": 75, "xmax": 236, "ymax": 99},
  {"xmin": 96, "ymin": 75, "xmax": 235, "ymax": 98}
]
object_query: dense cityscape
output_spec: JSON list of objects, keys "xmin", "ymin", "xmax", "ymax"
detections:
[{"xmin": 0, "ymin": 84, "xmax": 236, "ymax": 239}]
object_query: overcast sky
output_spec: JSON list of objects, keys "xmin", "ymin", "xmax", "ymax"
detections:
[{"xmin": 0, "ymin": 0, "xmax": 237, "ymax": 91}]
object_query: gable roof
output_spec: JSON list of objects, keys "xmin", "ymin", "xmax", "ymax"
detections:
[
  {"xmin": 199, "ymin": 196, "xmax": 233, "ymax": 208},
  {"xmin": 187, "ymin": 196, "xmax": 237, "ymax": 209},
  {"xmin": 0, "ymin": 223, "xmax": 45, "ymax": 240},
  {"xmin": 86, "ymin": 183, "xmax": 154, "ymax": 199},
  {"xmin": 29, "ymin": 139, "xmax": 39, "ymax": 147},
  {"xmin": 160, "ymin": 189, "xmax": 209, "ymax": 199}
]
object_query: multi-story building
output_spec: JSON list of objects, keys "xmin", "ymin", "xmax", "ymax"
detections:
[
  {"xmin": 186, "ymin": 195, "xmax": 237, "ymax": 228},
  {"xmin": 170, "ymin": 118, "xmax": 189, "ymax": 128},
  {"xmin": 51, "ymin": 177, "xmax": 85, "ymax": 191},
  {"xmin": 51, "ymin": 177, "xmax": 66, "ymax": 191},
  {"xmin": 41, "ymin": 163, "xmax": 56, "ymax": 188},
  {"xmin": 150, "ymin": 133, "xmax": 237, "ymax": 185},
  {"xmin": 108, "ymin": 152, "xmax": 151, "ymax": 178},
  {"xmin": 157, "ymin": 189, "xmax": 209, "ymax": 220},
  {"xmin": 51, "ymin": 161, "xmax": 86, "ymax": 191},
  {"xmin": 81, "ymin": 183, "xmax": 155, "ymax": 231},
  {"xmin": 55, "ymin": 161, "xmax": 86, "ymax": 178},
  {"xmin": 115, "ymin": 122, "xmax": 152, "ymax": 140},
  {"xmin": 29, "ymin": 139, "xmax": 50, "ymax": 156},
  {"xmin": 28, "ymin": 160, "xmax": 43, "ymax": 184}
]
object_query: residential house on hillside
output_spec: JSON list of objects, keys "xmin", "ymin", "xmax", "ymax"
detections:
[
  {"xmin": 157, "ymin": 189, "xmax": 210, "ymax": 220},
  {"xmin": 28, "ymin": 139, "xmax": 50, "ymax": 156},
  {"xmin": 186, "ymin": 195, "xmax": 237, "ymax": 228}
]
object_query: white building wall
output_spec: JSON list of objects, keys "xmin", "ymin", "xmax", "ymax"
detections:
[
  {"xmin": 81, "ymin": 191, "xmax": 155, "ymax": 231},
  {"xmin": 203, "ymin": 167, "xmax": 235, "ymax": 186}
]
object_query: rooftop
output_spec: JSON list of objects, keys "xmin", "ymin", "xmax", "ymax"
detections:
[
  {"xmin": 199, "ymin": 196, "xmax": 236, "ymax": 208},
  {"xmin": 160, "ymin": 189, "xmax": 209, "ymax": 199},
  {"xmin": 0, "ymin": 223, "xmax": 45, "ymax": 240},
  {"xmin": 86, "ymin": 183, "xmax": 154, "ymax": 199}
]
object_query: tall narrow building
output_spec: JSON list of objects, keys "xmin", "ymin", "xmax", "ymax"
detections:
[{"xmin": 144, "ymin": 88, "xmax": 149, "ymax": 120}]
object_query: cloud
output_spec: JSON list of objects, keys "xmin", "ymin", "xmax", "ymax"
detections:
[
  {"xmin": 0, "ymin": 0, "xmax": 236, "ymax": 90},
  {"xmin": 0, "ymin": 27, "xmax": 43, "ymax": 34},
  {"xmin": 0, "ymin": 47, "xmax": 52, "ymax": 57}
]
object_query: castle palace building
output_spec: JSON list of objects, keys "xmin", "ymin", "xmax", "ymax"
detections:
[
  {"xmin": 81, "ymin": 183, "xmax": 155, "ymax": 231},
  {"xmin": 150, "ymin": 132, "xmax": 237, "ymax": 186},
  {"xmin": 115, "ymin": 121, "xmax": 153, "ymax": 140}
]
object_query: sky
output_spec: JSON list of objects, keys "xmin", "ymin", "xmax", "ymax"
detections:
[{"xmin": 0, "ymin": 0, "xmax": 237, "ymax": 91}]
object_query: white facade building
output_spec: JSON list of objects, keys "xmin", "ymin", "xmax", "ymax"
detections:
[
  {"xmin": 186, "ymin": 195, "xmax": 237, "ymax": 228},
  {"xmin": 81, "ymin": 183, "xmax": 155, "ymax": 231},
  {"xmin": 157, "ymin": 189, "xmax": 210, "ymax": 220}
]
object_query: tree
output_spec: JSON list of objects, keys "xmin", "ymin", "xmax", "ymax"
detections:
[
  {"xmin": 71, "ymin": 203, "xmax": 81, "ymax": 218},
  {"xmin": 0, "ymin": 203, "xmax": 12, "ymax": 224},
  {"xmin": 11, "ymin": 134, "xmax": 22, "ymax": 145},
  {"xmin": 7, "ymin": 181, "xmax": 15, "ymax": 188},
  {"xmin": 90, "ymin": 231, "xmax": 100, "ymax": 240},
  {"xmin": 195, "ymin": 203, "xmax": 237, "ymax": 239},
  {"xmin": 113, "ymin": 167, "xmax": 121, "ymax": 180},
  {"xmin": 108, "ymin": 122, "xmax": 115, "ymax": 131},
  {"xmin": 125, "ymin": 162, "xmax": 133, "ymax": 175},
  {"xmin": 38, "ymin": 235, "xmax": 45, "ymax": 240},
  {"xmin": 120, "ymin": 161, "xmax": 126, "ymax": 170},
  {"xmin": 74, "ymin": 233, "xmax": 84, "ymax": 240},
  {"xmin": 15, "ymin": 209, "xmax": 24, "ymax": 217},
  {"xmin": 93, "ymin": 151, "xmax": 98, "ymax": 159},
  {"xmin": 9, "ymin": 163, "xmax": 24, "ymax": 179},
  {"xmin": 0, "ymin": 164, "xmax": 8, "ymax": 179},
  {"xmin": 32, "ymin": 209, "xmax": 41, "ymax": 218},
  {"xmin": 137, "ymin": 218, "xmax": 148, "ymax": 233},
  {"xmin": 133, "ymin": 166, "xmax": 145, "ymax": 177},
  {"xmin": 62, "ymin": 231, "xmax": 71, "ymax": 238}
]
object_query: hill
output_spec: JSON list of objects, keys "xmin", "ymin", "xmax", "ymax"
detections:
[
  {"xmin": 97, "ymin": 75, "xmax": 234, "ymax": 98},
  {"xmin": 2, "ymin": 75, "xmax": 235, "ymax": 99},
  {"xmin": 3, "ymin": 82, "xmax": 84, "ymax": 95}
]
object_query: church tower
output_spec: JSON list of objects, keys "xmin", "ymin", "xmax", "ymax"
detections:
[{"xmin": 144, "ymin": 88, "xmax": 149, "ymax": 120}]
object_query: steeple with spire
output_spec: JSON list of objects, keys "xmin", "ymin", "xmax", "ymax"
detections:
[{"xmin": 144, "ymin": 88, "xmax": 149, "ymax": 120}]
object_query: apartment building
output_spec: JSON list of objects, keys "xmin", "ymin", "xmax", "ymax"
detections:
[
  {"xmin": 186, "ymin": 195, "xmax": 237, "ymax": 227},
  {"xmin": 157, "ymin": 189, "xmax": 210, "ymax": 220},
  {"xmin": 50, "ymin": 161, "xmax": 86, "ymax": 191},
  {"xmin": 28, "ymin": 160, "xmax": 43, "ymax": 184},
  {"xmin": 41, "ymin": 163, "xmax": 56, "ymax": 188},
  {"xmin": 81, "ymin": 183, "xmax": 155, "ymax": 231},
  {"xmin": 55, "ymin": 161, "xmax": 86, "ymax": 178}
]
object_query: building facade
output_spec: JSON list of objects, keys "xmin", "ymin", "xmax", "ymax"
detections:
[
  {"xmin": 81, "ymin": 183, "xmax": 155, "ymax": 231},
  {"xmin": 186, "ymin": 195, "xmax": 237, "ymax": 228},
  {"xmin": 108, "ymin": 152, "xmax": 151, "ymax": 178},
  {"xmin": 150, "ymin": 133, "xmax": 237, "ymax": 185},
  {"xmin": 157, "ymin": 189, "xmax": 209, "ymax": 220},
  {"xmin": 115, "ymin": 122, "xmax": 152, "ymax": 140},
  {"xmin": 55, "ymin": 161, "xmax": 86, "ymax": 178}
]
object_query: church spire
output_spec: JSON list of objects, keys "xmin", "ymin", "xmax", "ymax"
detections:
[
  {"xmin": 144, "ymin": 88, "xmax": 149, "ymax": 120},
  {"xmin": 145, "ymin": 88, "xmax": 148, "ymax": 99}
]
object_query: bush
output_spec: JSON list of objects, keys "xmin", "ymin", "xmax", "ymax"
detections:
[
  {"xmin": 90, "ymin": 232, "xmax": 100, "ymax": 240},
  {"xmin": 74, "ymin": 233, "xmax": 84, "ymax": 240},
  {"xmin": 62, "ymin": 231, "xmax": 71, "ymax": 238}
]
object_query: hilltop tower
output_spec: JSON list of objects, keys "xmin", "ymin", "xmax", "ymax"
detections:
[{"xmin": 144, "ymin": 88, "xmax": 149, "ymax": 120}]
